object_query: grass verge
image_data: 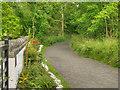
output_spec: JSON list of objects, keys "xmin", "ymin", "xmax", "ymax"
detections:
[{"xmin": 71, "ymin": 35, "xmax": 119, "ymax": 68}]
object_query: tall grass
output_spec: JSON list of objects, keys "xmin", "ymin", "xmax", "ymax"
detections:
[{"xmin": 71, "ymin": 35, "xmax": 119, "ymax": 68}]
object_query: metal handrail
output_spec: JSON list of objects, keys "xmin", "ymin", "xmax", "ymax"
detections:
[{"xmin": 0, "ymin": 38, "xmax": 9, "ymax": 89}]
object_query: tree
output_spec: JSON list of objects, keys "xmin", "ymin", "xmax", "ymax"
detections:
[
  {"xmin": 88, "ymin": 2, "xmax": 118, "ymax": 38},
  {"xmin": 2, "ymin": 2, "xmax": 22, "ymax": 39}
]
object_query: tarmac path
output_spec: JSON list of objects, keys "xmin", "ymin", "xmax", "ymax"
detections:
[{"xmin": 45, "ymin": 41, "xmax": 118, "ymax": 88}]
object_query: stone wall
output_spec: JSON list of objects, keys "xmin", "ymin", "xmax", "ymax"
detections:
[
  {"xmin": 9, "ymin": 36, "xmax": 28, "ymax": 58},
  {"xmin": 8, "ymin": 36, "xmax": 28, "ymax": 88}
]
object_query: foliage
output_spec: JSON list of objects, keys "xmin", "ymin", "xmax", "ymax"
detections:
[
  {"xmin": 2, "ymin": 2, "xmax": 22, "ymax": 39},
  {"xmin": 65, "ymin": 2, "xmax": 118, "ymax": 38},
  {"xmin": 17, "ymin": 62, "xmax": 57, "ymax": 88},
  {"xmin": 31, "ymin": 38, "xmax": 41, "ymax": 50},
  {"xmin": 26, "ymin": 37, "xmax": 41, "ymax": 63},
  {"xmin": 8, "ymin": 2, "xmax": 65, "ymax": 39},
  {"xmin": 17, "ymin": 38, "xmax": 57, "ymax": 88},
  {"xmin": 88, "ymin": 2, "xmax": 118, "ymax": 38},
  {"xmin": 42, "ymin": 34, "xmax": 71, "ymax": 46},
  {"xmin": 27, "ymin": 43, "xmax": 39, "ymax": 61},
  {"xmin": 2, "ymin": 2, "xmax": 118, "ymax": 40},
  {"xmin": 0, "ymin": 2, "xmax": 2, "ymax": 40},
  {"xmin": 2, "ymin": 2, "xmax": 119, "ymax": 87},
  {"xmin": 71, "ymin": 35, "xmax": 119, "ymax": 68}
]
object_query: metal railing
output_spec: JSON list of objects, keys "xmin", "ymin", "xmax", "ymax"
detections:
[{"xmin": 0, "ymin": 38, "xmax": 9, "ymax": 89}]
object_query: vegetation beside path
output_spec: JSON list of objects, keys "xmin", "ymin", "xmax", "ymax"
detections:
[
  {"xmin": 40, "ymin": 34, "xmax": 71, "ymax": 88},
  {"xmin": 42, "ymin": 34, "xmax": 71, "ymax": 46},
  {"xmin": 1, "ymin": 2, "xmax": 119, "ymax": 88},
  {"xmin": 71, "ymin": 35, "xmax": 119, "ymax": 68},
  {"xmin": 17, "ymin": 35, "xmax": 71, "ymax": 88},
  {"xmin": 40, "ymin": 46, "xmax": 71, "ymax": 88},
  {"xmin": 17, "ymin": 38, "xmax": 57, "ymax": 88}
]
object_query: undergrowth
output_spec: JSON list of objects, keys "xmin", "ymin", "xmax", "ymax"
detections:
[
  {"xmin": 17, "ymin": 39, "xmax": 57, "ymax": 89},
  {"xmin": 71, "ymin": 35, "xmax": 119, "ymax": 68},
  {"xmin": 17, "ymin": 62, "xmax": 57, "ymax": 89},
  {"xmin": 17, "ymin": 34, "xmax": 71, "ymax": 89}
]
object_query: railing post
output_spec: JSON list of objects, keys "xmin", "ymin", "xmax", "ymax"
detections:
[
  {"xmin": 5, "ymin": 38, "xmax": 9, "ymax": 89},
  {"xmin": 1, "ymin": 48, "xmax": 3, "ymax": 89}
]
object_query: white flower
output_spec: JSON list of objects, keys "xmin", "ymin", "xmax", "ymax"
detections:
[
  {"xmin": 50, "ymin": 75, "xmax": 57, "ymax": 79},
  {"xmin": 41, "ymin": 62, "xmax": 45, "ymax": 67},
  {"xmin": 38, "ymin": 45, "xmax": 44, "ymax": 52},
  {"xmin": 73, "ymin": 2, "xmax": 75, "ymax": 4},
  {"xmin": 48, "ymin": 72, "xmax": 54, "ymax": 76},
  {"xmin": 56, "ymin": 85, "xmax": 63, "ymax": 89},
  {"xmin": 48, "ymin": 71, "xmax": 52, "ymax": 75},
  {"xmin": 57, "ymin": 80, "xmax": 61, "ymax": 84},
  {"xmin": 76, "ymin": 4, "xmax": 79, "ymax": 7},
  {"xmin": 55, "ymin": 79, "xmax": 61, "ymax": 85},
  {"xmin": 45, "ymin": 65, "xmax": 49, "ymax": 71}
]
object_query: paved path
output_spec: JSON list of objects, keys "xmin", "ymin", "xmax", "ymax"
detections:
[{"xmin": 45, "ymin": 41, "xmax": 118, "ymax": 88}]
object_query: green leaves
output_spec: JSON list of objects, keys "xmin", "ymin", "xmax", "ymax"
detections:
[
  {"xmin": 17, "ymin": 63, "xmax": 57, "ymax": 88},
  {"xmin": 88, "ymin": 2, "xmax": 118, "ymax": 37},
  {"xmin": 2, "ymin": 2, "xmax": 118, "ymax": 39},
  {"xmin": 2, "ymin": 2, "xmax": 22, "ymax": 39}
]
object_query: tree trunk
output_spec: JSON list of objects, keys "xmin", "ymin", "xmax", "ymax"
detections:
[
  {"xmin": 105, "ymin": 17, "xmax": 109, "ymax": 38},
  {"xmin": 110, "ymin": 16, "xmax": 114, "ymax": 37},
  {"xmin": 32, "ymin": 19, "xmax": 34, "ymax": 38},
  {"xmin": 32, "ymin": 3, "xmax": 37, "ymax": 38},
  {"xmin": 25, "ymin": 28, "xmax": 30, "ymax": 72},
  {"xmin": 62, "ymin": 6, "xmax": 64, "ymax": 36}
]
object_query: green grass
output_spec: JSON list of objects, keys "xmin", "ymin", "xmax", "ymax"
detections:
[
  {"xmin": 17, "ymin": 62, "xmax": 58, "ymax": 89},
  {"xmin": 71, "ymin": 35, "xmax": 119, "ymax": 68},
  {"xmin": 40, "ymin": 46, "xmax": 71, "ymax": 88},
  {"xmin": 42, "ymin": 34, "xmax": 71, "ymax": 46}
]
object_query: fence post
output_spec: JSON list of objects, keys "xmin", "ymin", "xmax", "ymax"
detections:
[
  {"xmin": 5, "ymin": 38, "xmax": 9, "ymax": 89},
  {"xmin": 1, "ymin": 47, "xmax": 3, "ymax": 89}
]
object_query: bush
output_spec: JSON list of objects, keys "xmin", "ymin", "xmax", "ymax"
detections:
[{"xmin": 71, "ymin": 35, "xmax": 119, "ymax": 68}]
